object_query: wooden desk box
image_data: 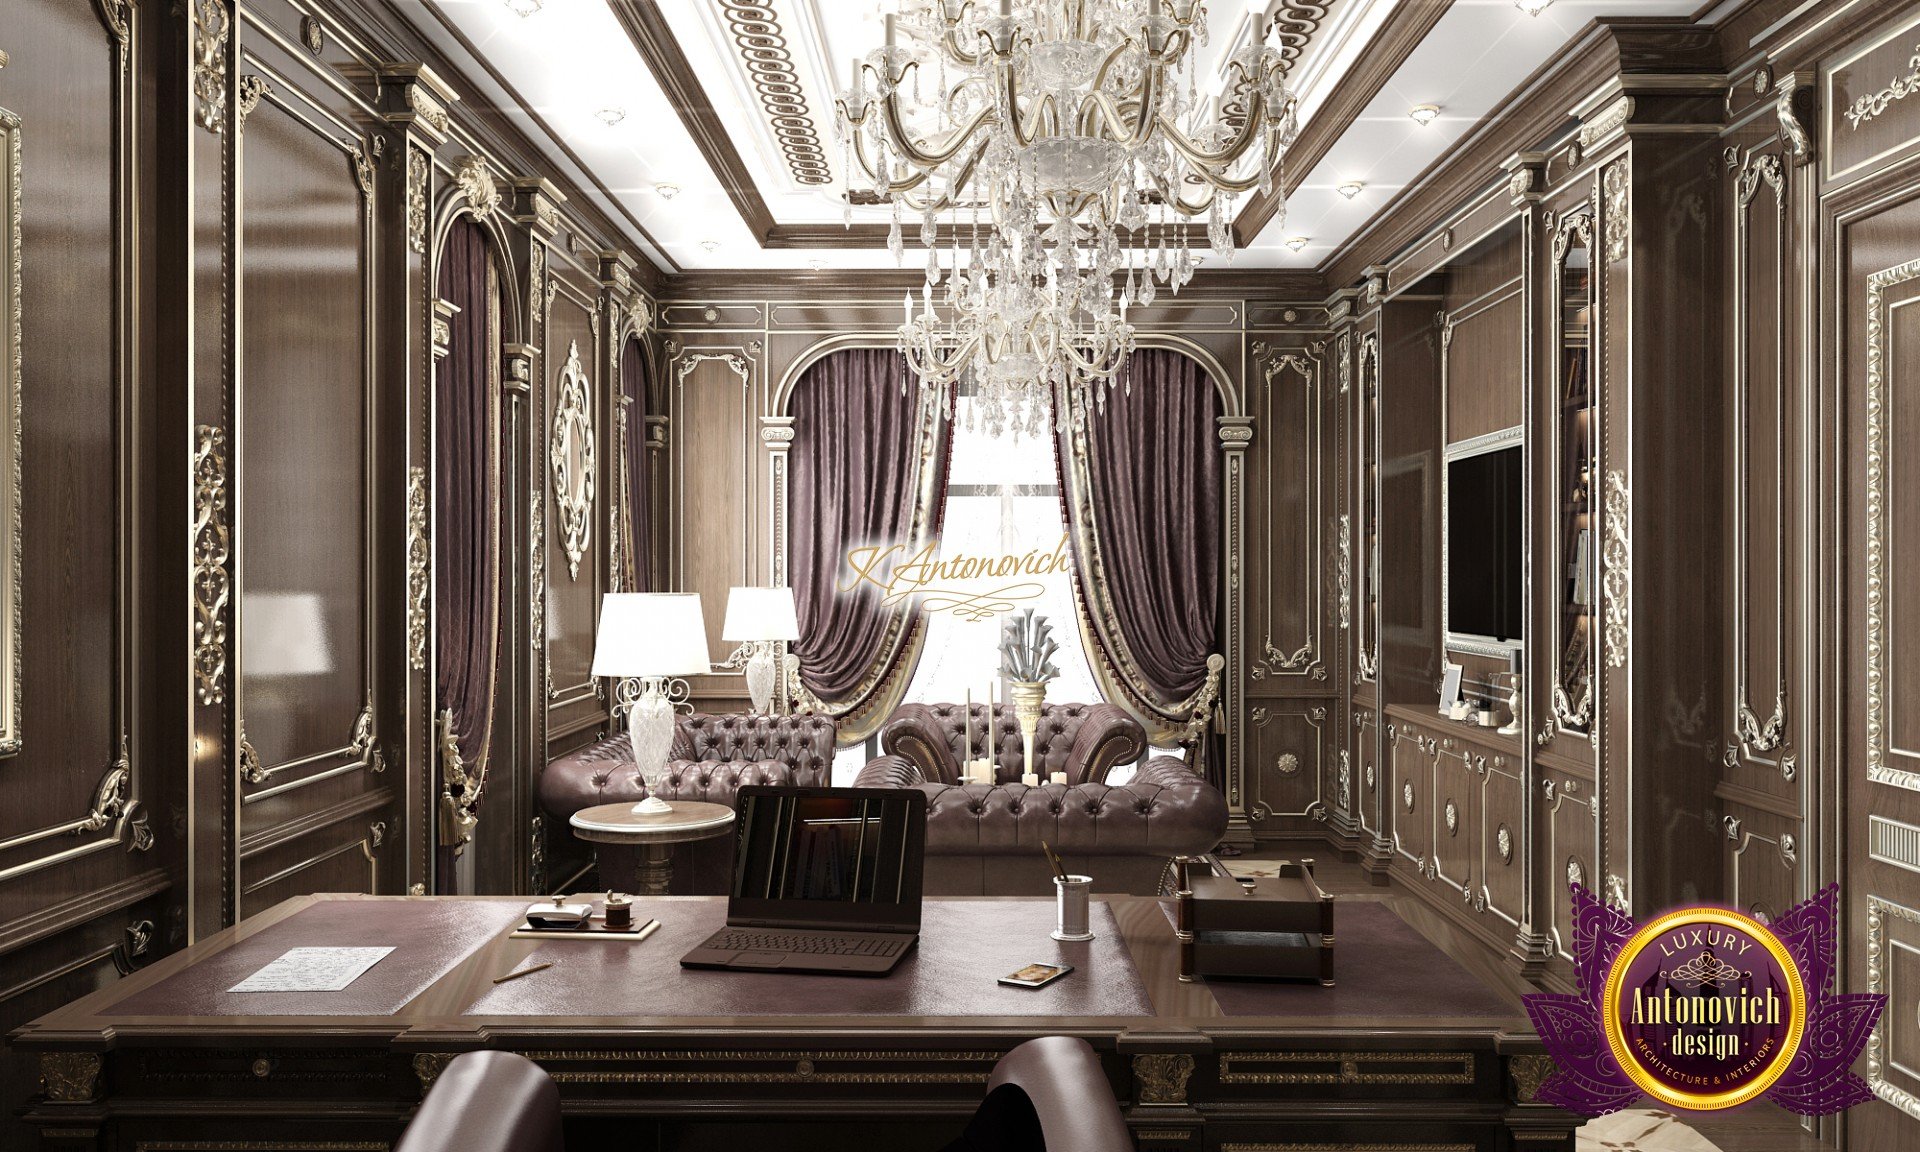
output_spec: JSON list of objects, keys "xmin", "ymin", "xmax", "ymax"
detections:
[{"xmin": 1173, "ymin": 856, "xmax": 1335, "ymax": 985}]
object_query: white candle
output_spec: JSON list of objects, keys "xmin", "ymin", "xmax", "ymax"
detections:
[
  {"xmin": 964, "ymin": 689, "xmax": 974, "ymax": 764},
  {"xmin": 885, "ymin": 13, "xmax": 896, "ymax": 47},
  {"xmin": 903, "ymin": 292, "xmax": 913, "ymax": 327},
  {"xmin": 848, "ymin": 56, "xmax": 862, "ymax": 94},
  {"xmin": 1050, "ymin": 771, "xmax": 1069, "ymax": 786},
  {"xmin": 1001, "ymin": 0, "xmax": 1011, "ymax": 15},
  {"xmin": 1022, "ymin": 772, "xmax": 1040, "ymax": 787}
]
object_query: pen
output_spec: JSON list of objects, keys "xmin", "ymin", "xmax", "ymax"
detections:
[
  {"xmin": 492, "ymin": 961, "xmax": 552, "ymax": 984},
  {"xmin": 1041, "ymin": 840, "xmax": 1067, "ymax": 883}
]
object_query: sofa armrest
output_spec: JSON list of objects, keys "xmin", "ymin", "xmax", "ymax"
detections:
[
  {"xmin": 1064, "ymin": 704, "xmax": 1148, "ymax": 784},
  {"xmin": 1132, "ymin": 754, "xmax": 1205, "ymax": 790},
  {"xmin": 853, "ymin": 755, "xmax": 926, "ymax": 789},
  {"xmin": 879, "ymin": 703, "xmax": 962, "ymax": 785}
]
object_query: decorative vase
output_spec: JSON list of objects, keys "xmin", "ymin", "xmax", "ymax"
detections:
[
  {"xmin": 1496, "ymin": 672, "xmax": 1523, "ymax": 737},
  {"xmin": 1010, "ymin": 679, "xmax": 1048, "ymax": 781},
  {"xmin": 743, "ymin": 640, "xmax": 776, "ymax": 714}
]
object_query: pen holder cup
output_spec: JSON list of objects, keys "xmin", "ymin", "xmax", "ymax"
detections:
[{"xmin": 1052, "ymin": 875, "xmax": 1095, "ymax": 942}]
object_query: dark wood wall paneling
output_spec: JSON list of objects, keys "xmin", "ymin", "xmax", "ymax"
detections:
[
  {"xmin": 1308, "ymin": 17, "xmax": 1920, "ymax": 1152},
  {"xmin": 0, "ymin": 3, "xmax": 658, "ymax": 1140},
  {"xmin": 0, "ymin": 1, "xmax": 169, "ymax": 1142}
]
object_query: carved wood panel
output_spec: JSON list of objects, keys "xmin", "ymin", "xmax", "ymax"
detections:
[
  {"xmin": 543, "ymin": 270, "xmax": 604, "ymax": 729},
  {"xmin": 1245, "ymin": 703, "xmax": 1325, "ymax": 827},
  {"xmin": 231, "ymin": 42, "xmax": 390, "ymax": 903},
  {"xmin": 1246, "ymin": 342, "xmax": 1325, "ymax": 685},
  {"xmin": 669, "ymin": 344, "xmax": 757, "ymax": 665},
  {"xmin": 1541, "ymin": 770, "xmax": 1595, "ymax": 963},
  {"xmin": 1389, "ymin": 725, "xmax": 1434, "ymax": 872}
]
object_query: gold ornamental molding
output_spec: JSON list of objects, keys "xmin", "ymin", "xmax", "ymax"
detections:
[
  {"xmin": 352, "ymin": 138, "xmax": 378, "ymax": 220},
  {"xmin": 1217, "ymin": 1051, "xmax": 1473, "ymax": 1086},
  {"xmin": 412, "ymin": 1051, "xmax": 456, "ymax": 1093},
  {"xmin": 406, "ymin": 147, "xmax": 429, "ymax": 255},
  {"xmin": 519, "ymin": 1048, "xmax": 1001, "ymax": 1086},
  {"xmin": 1866, "ymin": 258, "xmax": 1920, "ymax": 791},
  {"xmin": 39, "ymin": 1051, "xmax": 103, "ymax": 1103},
  {"xmin": 1866, "ymin": 894, "xmax": 1920, "ymax": 1118},
  {"xmin": 1602, "ymin": 471, "xmax": 1630, "ymax": 671},
  {"xmin": 1602, "ymin": 158, "xmax": 1630, "ymax": 263},
  {"xmin": 1132, "ymin": 1053, "xmax": 1195, "ymax": 1105},
  {"xmin": 453, "ymin": 156, "xmax": 500, "ymax": 220},
  {"xmin": 190, "ymin": 0, "xmax": 229, "ymax": 134},
  {"xmin": 407, "ymin": 85, "xmax": 452, "ymax": 136},
  {"xmin": 1336, "ymin": 514, "xmax": 1351, "ymax": 631},
  {"xmin": 716, "ymin": 2, "xmax": 831, "ymax": 187},
  {"xmin": 407, "ymin": 467, "xmax": 429, "ymax": 669},
  {"xmin": 1843, "ymin": 44, "xmax": 1920, "ymax": 130},
  {"xmin": 240, "ymin": 696, "xmax": 382, "ymax": 790},
  {"xmin": 436, "ymin": 709, "xmax": 483, "ymax": 853},
  {"xmin": 549, "ymin": 341, "xmax": 595, "ymax": 580},
  {"xmin": 1776, "ymin": 74, "xmax": 1814, "ymax": 165},
  {"xmin": 0, "ymin": 105, "xmax": 19, "ymax": 755},
  {"xmin": 1577, "ymin": 95, "xmax": 1633, "ymax": 150},
  {"xmin": 192, "ymin": 426, "xmax": 231, "ymax": 706},
  {"xmin": 234, "ymin": 74, "xmax": 270, "ymax": 130},
  {"xmin": 529, "ymin": 489, "xmax": 545, "ymax": 653}
]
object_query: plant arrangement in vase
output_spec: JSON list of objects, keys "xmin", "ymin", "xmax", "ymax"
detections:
[{"xmin": 1000, "ymin": 610, "xmax": 1061, "ymax": 781}]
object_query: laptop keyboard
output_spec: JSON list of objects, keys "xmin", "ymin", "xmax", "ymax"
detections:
[{"xmin": 711, "ymin": 930, "xmax": 907, "ymax": 957}]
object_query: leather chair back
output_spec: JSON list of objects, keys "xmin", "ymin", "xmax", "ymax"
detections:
[
  {"xmin": 671, "ymin": 712, "xmax": 835, "ymax": 786},
  {"xmin": 396, "ymin": 1051, "xmax": 562, "ymax": 1152},
  {"xmin": 909, "ymin": 702, "xmax": 1145, "ymax": 782}
]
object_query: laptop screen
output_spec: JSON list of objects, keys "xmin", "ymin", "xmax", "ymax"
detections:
[{"xmin": 728, "ymin": 787, "xmax": 925, "ymax": 932}]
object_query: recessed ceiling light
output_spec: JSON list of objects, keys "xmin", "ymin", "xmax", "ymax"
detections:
[
  {"xmin": 1285, "ymin": 236, "xmax": 1310, "ymax": 252},
  {"xmin": 503, "ymin": 0, "xmax": 542, "ymax": 16},
  {"xmin": 594, "ymin": 108, "xmax": 626, "ymax": 126},
  {"xmin": 654, "ymin": 183, "xmax": 680, "ymax": 199},
  {"xmin": 700, "ymin": 240, "xmax": 721, "ymax": 253},
  {"xmin": 1515, "ymin": 0, "xmax": 1553, "ymax": 14},
  {"xmin": 1337, "ymin": 181, "xmax": 1365, "ymax": 199},
  {"xmin": 1409, "ymin": 104, "xmax": 1441, "ymax": 126}
]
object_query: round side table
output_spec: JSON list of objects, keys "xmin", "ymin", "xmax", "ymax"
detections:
[{"xmin": 569, "ymin": 801, "xmax": 736, "ymax": 896}]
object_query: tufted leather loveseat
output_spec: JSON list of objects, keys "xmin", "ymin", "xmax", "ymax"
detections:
[
  {"xmin": 854, "ymin": 747, "xmax": 1227, "ymax": 896},
  {"xmin": 541, "ymin": 712, "xmax": 836, "ymax": 893},
  {"xmin": 879, "ymin": 701, "xmax": 1148, "ymax": 786}
]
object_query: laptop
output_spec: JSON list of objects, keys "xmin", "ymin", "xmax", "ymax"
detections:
[{"xmin": 680, "ymin": 785, "xmax": 926, "ymax": 976}]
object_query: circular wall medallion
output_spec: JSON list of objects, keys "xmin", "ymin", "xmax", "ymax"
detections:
[
  {"xmin": 1444, "ymin": 799, "xmax": 1459, "ymax": 835},
  {"xmin": 1402, "ymin": 781, "xmax": 1416, "ymax": 812},
  {"xmin": 1277, "ymin": 752, "xmax": 1300, "ymax": 776},
  {"xmin": 1497, "ymin": 824, "xmax": 1513, "ymax": 863},
  {"xmin": 1600, "ymin": 906, "xmax": 1807, "ymax": 1111}
]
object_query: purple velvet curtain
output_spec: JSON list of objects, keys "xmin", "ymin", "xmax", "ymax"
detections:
[
  {"xmin": 789, "ymin": 348, "xmax": 944, "ymax": 708},
  {"xmin": 1058, "ymin": 348, "xmax": 1223, "ymax": 780},
  {"xmin": 433, "ymin": 218, "xmax": 500, "ymax": 886},
  {"xmin": 620, "ymin": 337, "xmax": 649, "ymax": 592}
]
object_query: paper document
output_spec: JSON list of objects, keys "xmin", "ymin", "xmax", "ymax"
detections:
[{"xmin": 228, "ymin": 946, "xmax": 394, "ymax": 993}]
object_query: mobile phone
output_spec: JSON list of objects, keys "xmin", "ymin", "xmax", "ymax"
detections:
[{"xmin": 998, "ymin": 962, "xmax": 1073, "ymax": 989}]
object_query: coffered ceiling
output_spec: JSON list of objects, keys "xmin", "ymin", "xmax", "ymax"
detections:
[{"xmin": 408, "ymin": 1, "xmax": 1705, "ymax": 277}]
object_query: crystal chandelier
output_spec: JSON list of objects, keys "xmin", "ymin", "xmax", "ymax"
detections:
[{"xmin": 836, "ymin": 1, "xmax": 1297, "ymax": 436}]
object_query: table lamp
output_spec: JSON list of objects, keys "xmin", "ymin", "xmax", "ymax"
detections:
[
  {"xmin": 592, "ymin": 592, "xmax": 711, "ymax": 814},
  {"xmin": 722, "ymin": 586, "xmax": 800, "ymax": 714}
]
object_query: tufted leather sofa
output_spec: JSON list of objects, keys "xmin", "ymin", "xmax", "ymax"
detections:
[
  {"xmin": 854, "ymin": 752, "xmax": 1227, "ymax": 896},
  {"xmin": 540, "ymin": 712, "xmax": 836, "ymax": 893},
  {"xmin": 880, "ymin": 701, "xmax": 1148, "ymax": 785},
  {"xmin": 540, "ymin": 713, "xmax": 835, "ymax": 818}
]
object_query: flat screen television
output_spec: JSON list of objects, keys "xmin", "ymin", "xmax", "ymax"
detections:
[{"xmin": 1446, "ymin": 444, "xmax": 1523, "ymax": 645}]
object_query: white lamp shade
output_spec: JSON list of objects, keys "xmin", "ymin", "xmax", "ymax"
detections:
[
  {"xmin": 592, "ymin": 593, "xmax": 712, "ymax": 678},
  {"xmin": 241, "ymin": 592, "xmax": 334, "ymax": 677},
  {"xmin": 722, "ymin": 586, "xmax": 801, "ymax": 642}
]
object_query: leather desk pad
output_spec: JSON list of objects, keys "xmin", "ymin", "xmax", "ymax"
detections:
[
  {"xmin": 466, "ymin": 899, "xmax": 1153, "ymax": 1017},
  {"xmin": 113, "ymin": 899, "xmax": 529, "ymax": 1017}
]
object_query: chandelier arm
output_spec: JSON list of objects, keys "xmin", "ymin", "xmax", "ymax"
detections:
[
  {"xmin": 880, "ymin": 89, "xmax": 996, "ymax": 168},
  {"xmin": 848, "ymin": 129, "xmax": 936, "ymax": 195},
  {"xmin": 1079, "ymin": 67, "xmax": 1167, "ymax": 147},
  {"xmin": 891, "ymin": 141, "xmax": 992, "ymax": 212},
  {"xmin": 1155, "ymin": 99, "xmax": 1268, "ymax": 169}
]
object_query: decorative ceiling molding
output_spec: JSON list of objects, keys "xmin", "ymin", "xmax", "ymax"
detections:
[
  {"xmin": 1265, "ymin": 2, "xmax": 1340, "ymax": 77},
  {"xmin": 717, "ymin": 2, "xmax": 832, "ymax": 187},
  {"xmin": 1233, "ymin": 0, "xmax": 1455, "ymax": 247},
  {"xmin": 609, "ymin": 0, "xmax": 778, "ymax": 243}
]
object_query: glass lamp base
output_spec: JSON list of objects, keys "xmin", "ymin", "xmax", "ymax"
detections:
[{"xmin": 630, "ymin": 795, "xmax": 673, "ymax": 815}]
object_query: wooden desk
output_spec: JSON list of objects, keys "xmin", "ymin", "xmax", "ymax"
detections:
[{"xmin": 10, "ymin": 894, "xmax": 1574, "ymax": 1152}]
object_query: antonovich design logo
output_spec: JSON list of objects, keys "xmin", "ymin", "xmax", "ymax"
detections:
[
  {"xmin": 842, "ymin": 536, "xmax": 1074, "ymax": 621},
  {"xmin": 1527, "ymin": 884, "xmax": 1882, "ymax": 1116}
]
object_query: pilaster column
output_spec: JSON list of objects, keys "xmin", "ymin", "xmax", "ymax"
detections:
[
  {"xmin": 1218, "ymin": 414, "xmax": 1253, "ymax": 846},
  {"xmin": 375, "ymin": 62, "xmax": 458, "ymax": 895}
]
